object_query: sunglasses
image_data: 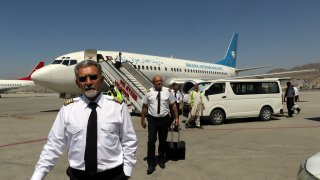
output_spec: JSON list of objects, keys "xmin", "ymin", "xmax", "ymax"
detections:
[{"xmin": 78, "ymin": 74, "xmax": 99, "ymax": 82}]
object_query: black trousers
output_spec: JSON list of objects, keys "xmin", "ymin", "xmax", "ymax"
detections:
[
  {"xmin": 176, "ymin": 102, "xmax": 182, "ymax": 115},
  {"xmin": 147, "ymin": 115, "xmax": 171, "ymax": 165},
  {"xmin": 286, "ymin": 97, "xmax": 294, "ymax": 116},
  {"xmin": 66, "ymin": 164, "xmax": 128, "ymax": 180}
]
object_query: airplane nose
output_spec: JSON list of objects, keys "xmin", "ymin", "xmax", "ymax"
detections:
[{"xmin": 31, "ymin": 67, "xmax": 52, "ymax": 87}]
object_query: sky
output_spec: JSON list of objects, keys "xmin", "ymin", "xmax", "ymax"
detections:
[{"xmin": 1, "ymin": 0, "xmax": 320, "ymax": 78}]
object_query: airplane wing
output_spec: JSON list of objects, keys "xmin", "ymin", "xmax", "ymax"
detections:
[
  {"xmin": 234, "ymin": 69, "xmax": 316, "ymax": 79},
  {"xmin": 235, "ymin": 65, "xmax": 272, "ymax": 74}
]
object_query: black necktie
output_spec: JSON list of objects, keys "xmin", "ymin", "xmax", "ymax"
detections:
[
  {"xmin": 157, "ymin": 90, "xmax": 161, "ymax": 114},
  {"xmin": 175, "ymin": 91, "xmax": 177, "ymax": 98},
  {"xmin": 85, "ymin": 102, "xmax": 98, "ymax": 176}
]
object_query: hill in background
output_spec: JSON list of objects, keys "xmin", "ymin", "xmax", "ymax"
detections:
[{"xmin": 267, "ymin": 63, "xmax": 320, "ymax": 89}]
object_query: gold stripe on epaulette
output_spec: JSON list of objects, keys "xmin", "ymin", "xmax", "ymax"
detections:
[{"xmin": 64, "ymin": 98, "xmax": 74, "ymax": 106}]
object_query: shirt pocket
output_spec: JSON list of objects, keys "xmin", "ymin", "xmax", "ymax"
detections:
[
  {"xmin": 100, "ymin": 123, "xmax": 120, "ymax": 148},
  {"xmin": 66, "ymin": 126, "xmax": 83, "ymax": 151}
]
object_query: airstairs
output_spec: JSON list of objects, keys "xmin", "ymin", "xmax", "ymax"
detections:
[{"xmin": 99, "ymin": 60, "xmax": 153, "ymax": 113}]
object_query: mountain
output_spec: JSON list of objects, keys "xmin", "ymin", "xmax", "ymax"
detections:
[{"xmin": 267, "ymin": 63, "xmax": 320, "ymax": 89}]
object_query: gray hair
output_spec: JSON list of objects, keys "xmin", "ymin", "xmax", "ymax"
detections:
[{"xmin": 74, "ymin": 60, "xmax": 102, "ymax": 77}]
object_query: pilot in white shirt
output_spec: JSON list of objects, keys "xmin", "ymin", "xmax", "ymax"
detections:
[{"xmin": 31, "ymin": 60, "xmax": 137, "ymax": 180}]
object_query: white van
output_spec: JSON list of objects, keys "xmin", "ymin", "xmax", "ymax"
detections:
[{"xmin": 198, "ymin": 78, "xmax": 283, "ymax": 125}]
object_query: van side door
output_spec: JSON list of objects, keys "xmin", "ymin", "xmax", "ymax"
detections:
[{"xmin": 202, "ymin": 83, "xmax": 228, "ymax": 116}]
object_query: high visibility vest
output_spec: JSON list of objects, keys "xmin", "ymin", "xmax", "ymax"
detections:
[
  {"xmin": 107, "ymin": 89, "xmax": 123, "ymax": 101},
  {"xmin": 190, "ymin": 90, "xmax": 200, "ymax": 105}
]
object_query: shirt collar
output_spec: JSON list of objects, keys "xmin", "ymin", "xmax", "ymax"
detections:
[{"xmin": 82, "ymin": 93, "xmax": 103, "ymax": 109}]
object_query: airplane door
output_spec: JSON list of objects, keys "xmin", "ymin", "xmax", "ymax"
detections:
[{"xmin": 84, "ymin": 49, "xmax": 97, "ymax": 61}]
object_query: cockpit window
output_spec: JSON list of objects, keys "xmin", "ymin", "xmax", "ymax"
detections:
[
  {"xmin": 70, "ymin": 60, "xmax": 77, "ymax": 65},
  {"xmin": 51, "ymin": 59, "xmax": 77, "ymax": 66},
  {"xmin": 52, "ymin": 60, "xmax": 63, "ymax": 64},
  {"xmin": 62, "ymin": 60, "xmax": 69, "ymax": 66}
]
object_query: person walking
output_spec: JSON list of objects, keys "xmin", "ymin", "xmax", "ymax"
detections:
[
  {"xmin": 284, "ymin": 81, "xmax": 295, "ymax": 117},
  {"xmin": 141, "ymin": 75, "xmax": 179, "ymax": 175},
  {"xmin": 171, "ymin": 83, "xmax": 183, "ymax": 116},
  {"xmin": 171, "ymin": 82, "xmax": 183, "ymax": 131},
  {"xmin": 185, "ymin": 83, "xmax": 204, "ymax": 128},
  {"xmin": 293, "ymin": 85, "xmax": 301, "ymax": 114},
  {"xmin": 31, "ymin": 60, "xmax": 138, "ymax": 180}
]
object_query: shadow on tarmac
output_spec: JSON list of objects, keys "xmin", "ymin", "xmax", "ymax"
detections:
[
  {"xmin": 305, "ymin": 117, "xmax": 320, "ymax": 122},
  {"xmin": 41, "ymin": 109, "xmax": 60, "ymax": 112}
]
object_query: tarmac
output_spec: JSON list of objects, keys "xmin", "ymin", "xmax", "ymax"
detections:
[{"xmin": 1, "ymin": 91, "xmax": 320, "ymax": 180}]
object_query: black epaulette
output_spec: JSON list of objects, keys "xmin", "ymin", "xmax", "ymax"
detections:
[{"xmin": 64, "ymin": 98, "xmax": 74, "ymax": 106}]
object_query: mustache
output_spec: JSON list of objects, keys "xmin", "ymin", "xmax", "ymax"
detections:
[{"xmin": 84, "ymin": 85, "xmax": 97, "ymax": 91}]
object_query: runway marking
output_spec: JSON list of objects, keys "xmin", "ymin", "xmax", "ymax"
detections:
[{"xmin": 0, "ymin": 138, "xmax": 47, "ymax": 148}]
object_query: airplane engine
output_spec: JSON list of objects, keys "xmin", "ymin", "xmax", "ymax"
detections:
[
  {"xmin": 163, "ymin": 77, "xmax": 204, "ymax": 94},
  {"xmin": 180, "ymin": 79, "xmax": 205, "ymax": 94}
]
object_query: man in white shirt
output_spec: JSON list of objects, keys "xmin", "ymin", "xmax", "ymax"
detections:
[
  {"xmin": 141, "ymin": 75, "xmax": 179, "ymax": 175},
  {"xmin": 171, "ymin": 83, "xmax": 183, "ymax": 116},
  {"xmin": 31, "ymin": 60, "xmax": 137, "ymax": 180},
  {"xmin": 293, "ymin": 85, "xmax": 300, "ymax": 102}
]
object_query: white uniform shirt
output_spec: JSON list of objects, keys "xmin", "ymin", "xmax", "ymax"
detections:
[
  {"xmin": 31, "ymin": 93, "xmax": 138, "ymax": 180},
  {"xmin": 294, "ymin": 86, "xmax": 299, "ymax": 96},
  {"xmin": 142, "ymin": 87, "xmax": 175, "ymax": 117},
  {"xmin": 171, "ymin": 89, "xmax": 183, "ymax": 103}
]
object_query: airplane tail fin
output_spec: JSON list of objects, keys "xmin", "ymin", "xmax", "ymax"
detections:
[
  {"xmin": 216, "ymin": 32, "xmax": 238, "ymax": 68},
  {"xmin": 18, "ymin": 61, "xmax": 45, "ymax": 80}
]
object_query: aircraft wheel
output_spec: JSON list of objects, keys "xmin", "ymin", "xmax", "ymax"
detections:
[
  {"xmin": 209, "ymin": 109, "xmax": 225, "ymax": 125},
  {"xmin": 259, "ymin": 106, "xmax": 272, "ymax": 121}
]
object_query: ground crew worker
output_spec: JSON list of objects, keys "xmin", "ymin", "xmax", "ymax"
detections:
[
  {"xmin": 106, "ymin": 84, "xmax": 124, "ymax": 102},
  {"xmin": 31, "ymin": 60, "xmax": 137, "ymax": 180},
  {"xmin": 185, "ymin": 83, "xmax": 204, "ymax": 129},
  {"xmin": 284, "ymin": 81, "xmax": 295, "ymax": 117}
]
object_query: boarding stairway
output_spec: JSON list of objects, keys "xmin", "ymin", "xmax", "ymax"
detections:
[{"xmin": 99, "ymin": 60, "xmax": 153, "ymax": 113}]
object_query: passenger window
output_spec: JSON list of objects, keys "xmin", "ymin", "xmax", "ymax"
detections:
[
  {"xmin": 206, "ymin": 83, "xmax": 225, "ymax": 95},
  {"xmin": 138, "ymin": 65, "xmax": 141, "ymax": 69},
  {"xmin": 150, "ymin": 66, "xmax": 153, "ymax": 70},
  {"xmin": 158, "ymin": 67, "xmax": 160, "ymax": 71},
  {"xmin": 146, "ymin": 66, "xmax": 149, "ymax": 70}
]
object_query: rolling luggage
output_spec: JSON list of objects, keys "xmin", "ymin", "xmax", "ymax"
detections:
[{"xmin": 166, "ymin": 124, "xmax": 186, "ymax": 160}]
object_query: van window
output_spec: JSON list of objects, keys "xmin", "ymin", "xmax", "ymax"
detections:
[
  {"xmin": 206, "ymin": 83, "xmax": 226, "ymax": 95},
  {"xmin": 231, "ymin": 82, "xmax": 280, "ymax": 95}
]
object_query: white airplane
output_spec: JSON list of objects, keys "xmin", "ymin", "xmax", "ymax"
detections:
[
  {"xmin": 31, "ymin": 33, "xmax": 312, "ymax": 98},
  {"xmin": 0, "ymin": 61, "xmax": 45, "ymax": 98},
  {"xmin": 32, "ymin": 33, "xmax": 241, "ymax": 96}
]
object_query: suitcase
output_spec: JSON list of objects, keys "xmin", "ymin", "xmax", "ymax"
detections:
[{"xmin": 166, "ymin": 124, "xmax": 186, "ymax": 160}]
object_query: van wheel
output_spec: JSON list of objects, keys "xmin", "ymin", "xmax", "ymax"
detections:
[
  {"xmin": 259, "ymin": 107, "xmax": 272, "ymax": 121},
  {"xmin": 210, "ymin": 109, "xmax": 225, "ymax": 125}
]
